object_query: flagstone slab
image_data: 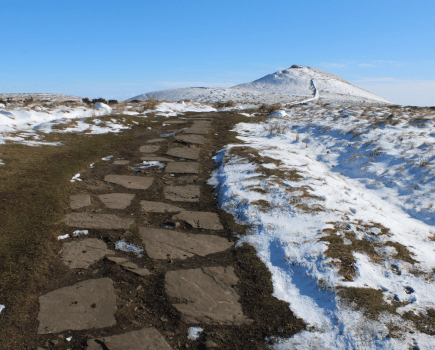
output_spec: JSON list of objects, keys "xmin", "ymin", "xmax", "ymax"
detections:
[
  {"xmin": 37, "ymin": 278, "xmax": 117, "ymax": 334},
  {"xmin": 139, "ymin": 228, "xmax": 233, "ymax": 260},
  {"xmin": 174, "ymin": 134, "xmax": 207, "ymax": 145},
  {"xmin": 113, "ymin": 160, "xmax": 130, "ymax": 165},
  {"xmin": 141, "ymin": 155, "xmax": 174, "ymax": 162},
  {"xmin": 63, "ymin": 213, "xmax": 133, "ymax": 229},
  {"xmin": 107, "ymin": 256, "xmax": 129, "ymax": 264},
  {"xmin": 178, "ymin": 175, "xmax": 198, "ymax": 184},
  {"xmin": 146, "ymin": 138, "xmax": 166, "ymax": 143},
  {"xmin": 184, "ymin": 128, "xmax": 210, "ymax": 135},
  {"xmin": 166, "ymin": 147, "xmax": 200, "ymax": 160},
  {"xmin": 171, "ymin": 211, "xmax": 224, "ymax": 230},
  {"xmin": 140, "ymin": 201, "xmax": 184, "ymax": 213},
  {"xmin": 98, "ymin": 193, "xmax": 135, "ymax": 209},
  {"xmin": 87, "ymin": 328, "xmax": 172, "ymax": 350},
  {"xmin": 105, "ymin": 175, "xmax": 153, "ymax": 190},
  {"xmin": 165, "ymin": 267, "xmax": 250, "ymax": 325},
  {"xmin": 164, "ymin": 186, "xmax": 200, "ymax": 202},
  {"xmin": 139, "ymin": 145, "xmax": 161, "ymax": 153},
  {"xmin": 60, "ymin": 239, "xmax": 114, "ymax": 269},
  {"xmin": 70, "ymin": 194, "xmax": 91, "ymax": 209},
  {"xmin": 165, "ymin": 162, "xmax": 199, "ymax": 174}
]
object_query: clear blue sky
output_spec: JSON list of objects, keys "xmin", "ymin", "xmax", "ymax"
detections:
[{"xmin": 1, "ymin": 0, "xmax": 434, "ymax": 105}]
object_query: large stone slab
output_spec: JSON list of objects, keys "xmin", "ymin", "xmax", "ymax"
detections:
[
  {"xmin": 70, "ymin": 194, "xmax": 91, "ymax": 209},
  {"xmin": 174, "ymin": 134, "xmax": 207, "ymax": 145},
  {"xmin": 171, "ymin": 211, "xmax": 224, "ymax": 230},
  {"xmin": 98, "ymin": 193, "xmax": 135, "ymax": 209},
  {"xmin": 37, "ymin": 278, "xmax": 117, "ymax": 334},
  {"xmin": 184, "ymin": 128, "xmax": 210, "ymax": 135},
  {"xmin": 146, "ymin": 139, "xmax": 166, "ymax": 143},
  {"xmin": 166, "ymin": 147, "xmax": 200, "ymax": 160},
  {"xmin": 87, "ymin": 328, "xmax": 172, "ymax": 350},
  {"xmin": 139, "ymin": 228, "xmax": 233, "ymax": 260},
  {"xmin": 141, "ymin": 155, "xmax": 174, "ymax": 162},
  {"xmin": 165, "ymin": 162, "xmax": 199, "ymax": 174},
  {"xmin": 139, "ymin": 145, "xmax": 161, "ymax": 153},
  {"xmin": 113, "ymin": 160, "xmax": 130, "ymax": 165},
  {"xmin": 63, "ymin": 213, "xmax": 132, "ymax": 229},
  {"xmin": 105, "ymin": 175, "xmax": 153, "ymax": 190},
  {"xmin": 165, "ymin": 267, "xmax": 249, "ymax": 325},
  {"xmin": 140, "ymin": 201, "xmax": 184, "ymax": 213},
  {"xmin": 164, "ymin": 186, "xmax": 200, "ymax": 202},
  {"xmin": 60, "ymin": 239, "xmax": 114, "ymax": 269}
]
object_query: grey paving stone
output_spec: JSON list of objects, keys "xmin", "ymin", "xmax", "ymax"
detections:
[
  {"xmin": 139, "ymin": 145, "xmax": 161, "ymax": 153},
  {"xmin": 86, "ymin": 328, "xmax": 172, "ymax": 350},
  {"xmin": 166, "ymin": 147, "xmax": 200, "ymax": 160},
  {"xmin": 164, "ymin": 186, "xmax": 200, "ymax": 202},
  {"xmin": 60, "ymin": 239, "xmax": 114, "ymax": 269},
  {"xmin": 165, "ymin": 162, "xmax": 199, "ymax": 174},
  {"xmin": 37, "ymin": 278, "xmax": 117, "ymax": 334},
  {"xmin": 141, "ymin": 155, "xmax": 174, "ymax": 162},
  {"xmin": 165, "ymin": 267, "xmax": 250, "ymax": 325},
  {"xmin": 98, "ymin": 193, "xmax": 135, "ymax": 209},
  {"xmin": 140, "ymin": 201, "xmax": 184, "ymax": 213},
  {"xmin": 104, "ymin": 175, "xmax": 153, "ymax": 189},
  {"xmin": 184, "ymin": 128, "xmax": 210, "ymax": 135},
  {"xmin": 139, "ymin": 228, "xmax": 233, "ymax": 260},
  {"xmin": 113, "ymin": 160, "xmax": 130, "ymax": 165},
  {"xmin": 146, "ymin": 139, "xmax": 166, "ymax": 143},
  {"xmin": 171, "ymin": 211, "xmax": 224, "ymax": 230},
  {"xmin": 62, "ymin": 213, "xmax": 133, "ymax": 229},
  {"xmin": 70, "ymin": 194, "xmax": 91, "ymax": 209},
  {"xmin": 178, "ymin": 175, "xmax": 198, "ymax": 184},
  {"xmin": 174, "ymin": 134, "xmax": 207, "ymax": 145}
]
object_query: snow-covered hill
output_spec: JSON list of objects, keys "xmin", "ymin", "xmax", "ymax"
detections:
[{"xmin": 128, "ymin": 65, "xmax": 392, "ymax": 105}]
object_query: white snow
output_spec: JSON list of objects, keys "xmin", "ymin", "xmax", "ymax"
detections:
[
  {"xmin": 0, "ymin": 304, "xmax": 5, "ymax": 314},
  {"xmin": 57, "ymin": 234, "xmax": 70, "ymax": 240},
  {"xmin": 209, "ymin": 103, "xmax": 435, "ymax": 349},
  {"xmin": 0, "ymin": 159, "xmax": 4, "ymax": 165},
  {"xmin": 187, "ymin": 327, "xmax": 203, "ymax": 340},
  {"xmin": 73, "ymin": 230, "xmax": 88, "ymax": 237},
  {"xmin": 131, "ymin": 161, "xmax": 165, "ymax": 172},
  {"xmin": 70, "ymin": 173, "xmax": 82, "ymax": 182},
  {"xmin": 102, "ymin": 155, "xmax": 113, "ymax": 161},
  {"xmin": 115, "ymin": 240, "xmax": 144, "ymax": 257}
]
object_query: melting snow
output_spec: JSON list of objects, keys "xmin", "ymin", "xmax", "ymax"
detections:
[
  {"xmin": 115, "ymin": 240, "xmax": 144, "ymax": 257},
  {"xmin": 187, "ymin": 327, "xmax": 203, "ymax": 340}
]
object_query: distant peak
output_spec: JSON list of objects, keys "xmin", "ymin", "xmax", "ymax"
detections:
[{"xmin": 290, "ymin": 65, "xmax": 305, "ymax": 69}]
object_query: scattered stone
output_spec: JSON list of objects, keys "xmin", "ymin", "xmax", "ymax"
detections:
[
  {"xmin": 37, "ymin": 278, "xmax": 117, "ymax": 334},
  {"xmin": 140, "ymin": 201, "xmax": 184, "ymax": 213},
  {"xmin": 98, "ymin": 193, "xmax": 135, "ymax": 209},
  {"xmin": 204, "ymin": 340, "xmax": 218, "ymax": 348},
  {"xmin": 178, "ymin": 175, "xmax": 197, "ymax": 184},
  {"xmin": 105, "ymin": 175, "xmax": 153, "ymax": 189},
  {"xmin": 162, "ymin": 331, "xmax": 174, "ymax": 336},
  {"xmin": 146, "ymin": 139, "xmax": 166, "ymax": 143},
  {"xmin": 113, "ymin": 160, "xmax": 130, "ymax": 165},
  {"xmin": 164, "ymin": 186, "xmax": 200, "ymax": 202},
  {"xmin": 126, "ymin": 267, "xmax": 152, "ymax": 276},
  {"xmin": 141, "ymin": 155, "xmax": 174, "ymax": 162},
  {"xmin": 140, "ymin": 145, "xmax": 161, "ymax": 153},
  {"xmin": 165, "ymin": 162, "xmax": 199, "ymax": 174},
  {"xmin": 63, "ymin": 213, "xmax": 133, "ymax": 229},
  {"xmin": 86, "ymin": 328, "xmax": 172, "ymax": 350},
  {"xmin": 139, "ymin": 228, "xmax": 233, "ymax": 260},
  {"xmin": 171, "ymin": 211, "xmax": 224, "ymax": 230},
  {"xmin": 106, "ymin": 256, "xmax": 129, "ymax": 264},
  {"xmin": 174, "ymin": 134, "xmax": 207, "ymax": 145},
  {"xmin": 121, "ymin": 261, "xmax": 139, "ymax": 269},
  {"xmin": 165, "ymin": 267, "xmax": 250, "ymax": 325},
  {"xmin": 70, "ymin": 194, "xmax": 91, "ymax": 209},
  {"xmin": 166, "ymin": 147, "xmax": 200, "ymax": 160},
  {"xmin": 60, "ymin": 239, "xmax": 114, "ymax": 269},
  {"xmin": 49, "ymin": 339, "xmax": 59, "ymax": 346}
]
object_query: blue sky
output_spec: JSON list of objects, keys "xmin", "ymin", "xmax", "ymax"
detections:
[{"xmin": 1, "ymin": 0, "xmax": 434, "ymax": 105}]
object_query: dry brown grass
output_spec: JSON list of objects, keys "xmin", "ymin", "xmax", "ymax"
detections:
[{"xmin": 258, "ymin": 103, "xmax": 281, "ymax": 114}]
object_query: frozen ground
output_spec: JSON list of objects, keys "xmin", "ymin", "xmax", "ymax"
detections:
[{"xmin": 209, "ymin": 103, "xmax": 435, "ymax": 349}]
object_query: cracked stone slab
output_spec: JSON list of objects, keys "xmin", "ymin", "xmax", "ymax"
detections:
[
  {"xmin": 60, "ymin": 239, "xmax": 114, "ymax": 269},
  {"xmin": 140, "ymin": 201, "xmax": 184, "ymax": 213},
  {"xmin": 70, "ymin": 194, "xmax": 91, "ymax": 209},
  {"xmin": 86, "ymin": 328, "xmax": 172, "ymax": 350},
  {"xmin": 139, "ymin": 228, "xmax": 233, "ymax": 260},
  {"xmin": 164, "ymin": 186, "xmax": 200, "ymax": 202},
  {"xmin": 141, "ymin": 155, "xmax": 174, "ymax": 162},
  {"xmin": 166, "ymin": 147, "xmax": 200, "ymax": 160},
  {"xmin": 63, "ymin": 213, "xmax": 133, "ymax": 229},
  {"xmin": 171, "ymin": 211, "xmax": 224, "ymax": 230},
  {"xmin": 113, "ymin": 160, "xmax": 130, "ymax": 165},
  {"xmin": 139, "ymin": 145, "xmax": 161, "ymax": 153},
  {"xmin": 37, "ymin": 278, "xmax": 117, "ymax": 334},
  {"xmin": 165, "ymin": 267, "xmax": 250, "ymax": 325},
  {"xmin": 165, "ymin": 162, "xmax": 199, "ymax": 174},
  {"xmin": 105, "ymin": 175, "xmax": 153, "ymax": 190},
  {"xmin": 174, "ymin": 134, "xmax": 207, "ymax": 145},
  {"xmin": 98, "ymin": 193, "xmax": 135, "ymax": 209}
]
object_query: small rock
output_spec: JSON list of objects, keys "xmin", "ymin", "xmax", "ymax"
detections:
[
  {"xmin": 162, "ymin": 331, "xmax": 174, "ymax": 336},
  {"xmin": 58, "ymin": 334, "xmax": 64, "ymax": 339},
  {"xmin": 205, "ymin": 340, "xmax": 218, "ymax": 348},
  {"xmin": 106, "ymin": 256, "xmax": 129, "ymax": 264},
  {"xmin": 49, "ymin": 339, "xmax": 59, "ymax": 345},
  {"xmin": 160, "ymin": 316, "xmax": 168, "ymax": 322},
  {"xmin": 121, "ymin": 261, "xmax": 139, "ymax": 269}
]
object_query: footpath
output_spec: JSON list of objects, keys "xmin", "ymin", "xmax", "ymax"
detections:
[{"xmin": 33, "ymin": 112, "xmax": 303, "ymax": 350}]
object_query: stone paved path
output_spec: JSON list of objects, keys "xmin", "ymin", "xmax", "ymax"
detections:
[{"xmin": 33, "ymin": 114, "xmax": 259, "ymax": 350}]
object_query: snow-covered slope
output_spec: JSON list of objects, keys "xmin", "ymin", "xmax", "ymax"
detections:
[{"xmin": 128, "ymin": 65, "xmax": 392, "ymax": 105}]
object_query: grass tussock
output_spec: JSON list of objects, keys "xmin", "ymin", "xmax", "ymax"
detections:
[
  {"xmin": 259, "ymin": 103, "xmax": 281, "ymax": 114},
  {"xmin": 214, "ymin": 101, "xmax": 237, "ymax": 109}
]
